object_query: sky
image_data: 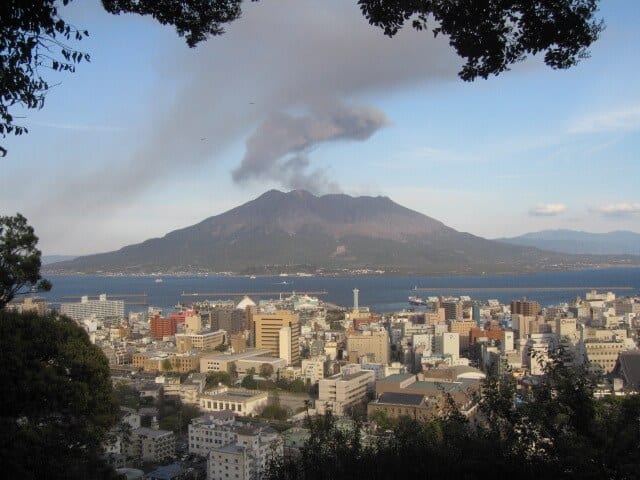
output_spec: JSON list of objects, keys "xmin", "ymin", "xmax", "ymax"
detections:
[{"xmin": 1, "ymin": 0, "xmax": 640, "ymax": 255}]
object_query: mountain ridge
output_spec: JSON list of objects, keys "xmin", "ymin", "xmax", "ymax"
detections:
[
  {"xmin": 497, "ymin": 229, "xmax": 640, "ymax": 256},
  {"xmin": 45, "ymin": 190, "xmax": 640, "ymax": 275}
]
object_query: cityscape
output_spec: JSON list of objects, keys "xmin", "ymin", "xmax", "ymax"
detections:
[{"xmin": 7, "ymin": 285, "xmax": 640, "ymax": 479}]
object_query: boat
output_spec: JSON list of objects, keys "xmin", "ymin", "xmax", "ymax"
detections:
[
  {"xmin": 408, "ymin": 295, "xmax": 428, "ymax": 306},
  {"xmin": 155, "ymin": 278, "xmax": 163, "ymax": 283}
]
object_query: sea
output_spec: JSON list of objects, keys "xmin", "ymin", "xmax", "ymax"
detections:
[{"xmin": 38, "ymin": 267, "xmax": 640, "ymax": 315}]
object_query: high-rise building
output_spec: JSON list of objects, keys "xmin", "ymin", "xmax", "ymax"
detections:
[
  {"xmin": 346, "ymin": 330, "xmax": 389, "ymax": 364},
  {"xmin": 150, "ymin": 315, "xmax": 178, "ymax": 339},
  {"xmin": 511, "ymin": 297, "xmax": 541, "ymax": 316},
  {"xmin": 253, "ymin": 311, "xmax": 300, "ymax": 365},
  {"xmin": 60, "ymin": 294, "xmax": 124, "ymax": 321},
  {"xmin": 441, "ymin": 301, "xmax": 462, "ymax": 321}
]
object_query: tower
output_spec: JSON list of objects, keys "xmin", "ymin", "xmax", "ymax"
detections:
[{"xmin": 353, "ymin": 288, "xmax": 359, "ymax": 313}]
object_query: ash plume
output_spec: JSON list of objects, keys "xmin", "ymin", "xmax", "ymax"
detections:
[{"xmin": 232, "ymin": 104, "xmax": 388, "ymax": 193}]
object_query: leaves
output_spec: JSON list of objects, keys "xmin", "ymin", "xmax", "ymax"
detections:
[
  {"xmin": 0, "ymin": 213, "xmax": 50, "ymax": 308},
  {"xmin": 358, "ymin": 0, "xmax": 604, "ymax": 81}
]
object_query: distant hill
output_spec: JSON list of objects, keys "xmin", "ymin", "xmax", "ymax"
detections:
[
  {"xmin": 497, "ymin": 230, "xmax": 640, "ymax": 255},
  {"xmin": 45, "ymin": 190, "xmax": 640, "ymax": 275},
  {"xmin": 41, "ymin": 255, "xmax": 77, "ymax": 265}
]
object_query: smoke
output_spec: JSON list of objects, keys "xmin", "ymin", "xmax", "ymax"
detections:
[
  {"xmin": 232, "ymin": 104, "xmax": 388, "ymax": 193},
  {"xmin": 34, "ymin": 0, "xmax": 461, "ymax": 220}
]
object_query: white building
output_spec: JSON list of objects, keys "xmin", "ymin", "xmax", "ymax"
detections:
[
  {"xmin": 316, "ymin": 364, "xmax": 375, "ymax": 416},
  {"xmin": 60, "ymin": 294, "xmax": 124, "ymax": 321},
  {"xmin": 199, "ymin": 388, "xmax": 268, "ymax": 416}
]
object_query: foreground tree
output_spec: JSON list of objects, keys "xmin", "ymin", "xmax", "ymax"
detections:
[
  {"xmin": 0, "ymin": 309, "xmax": 120, "ymax": 479},
  {"xmin": 0, "ymin": 213, "xmax": 51, "ymax": 309},
  {"xmin": 1, "ymin": 0, "xmax": 603, "ymax": 155},
  {"xmin": 266, "ymin": 350, "xmax": 640, "ymax": 480}
]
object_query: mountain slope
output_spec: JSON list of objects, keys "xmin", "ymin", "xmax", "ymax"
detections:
[
  {"xmin": 46, "ymin": 191, "xmax": 640, "ymax": 274},
  {"xmin": 497, "ymin": 230, "xmax": 640, "ymax": 255}
]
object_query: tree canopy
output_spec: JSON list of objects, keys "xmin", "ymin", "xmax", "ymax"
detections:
[
  {"xmin": 0, "ymin": 309, "xmax": 120, "ymax": 479},
  {"xmin": 266, "ymin": 351, "xmax": 640, "ymax": 480},
  {"xmin": 0, "ymin": 213, "xmax": 51, "ymax": 308},
  {"xmin": 1, "ymin": 0, "xmax": 603, "ymax": 155}
]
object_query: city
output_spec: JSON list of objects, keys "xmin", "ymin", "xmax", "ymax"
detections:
[{"xmin": 8, "ymin": 286, "xmax": 640, "ymax": 479}]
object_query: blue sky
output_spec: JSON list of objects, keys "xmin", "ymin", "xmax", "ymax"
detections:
[{"xmin": 1, "ymin": 0, "xmax": 639, "ymax": 255}]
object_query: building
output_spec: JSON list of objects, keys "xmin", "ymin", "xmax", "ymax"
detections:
[
  {"xmin": 150, "ymin": 315, "xmax": 178, "ymax": 339},
  {"xmin": 253, "ymin": 311, "xmax": 300, "ymax": 365},
  {"xmin": 346, "ymin": 330, "xmax": 389, "ymax": 364},
  {"xmin": 208, "ymin": 445, "xmax": 253, "ymax": 480},
  {"xmin": 301, "ymin": 356, "xmax": 328, "ymax": 384},
  {"xmin": 449, "ymin": 320, "xmax": 476, "ymax": 352},
  {"xmin": 200, "ymin": 349, "xmax": 273, "ymax": 374},
  {"xmin": 316, "ymin": 365, "xmax": 375, "ymax": 416},
  {"xmin": 441, "ymin": 301, "xmax": 462, "ymax": 321},
  {"xmin": 199, "ymin": 388, "xmax": 269, "ymax": 416},
  {"xmin": 60, "ymin": 294, "xmax": 124, "ymax": 321},
  {"xmin": 125, "ymin": 427, "xmax": 175, "ymax": 462},
  {"xmin": 176, "ymin": 330, "xmax": 226, "ymax": 353},
  {"xmin": 510, "ymin": 298, "xmax": 541, "ymax": 317}
]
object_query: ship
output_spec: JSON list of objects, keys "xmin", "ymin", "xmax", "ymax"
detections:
[{"xmin": 408, "ymin": 295, "xmax": 428, "ymax": 306}]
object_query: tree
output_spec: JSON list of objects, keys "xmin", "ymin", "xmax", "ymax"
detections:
[
  {"xmin": 358, "ymin": 0, "xmax": 604, "ymax": 81},
  {"xmin": 265, "ymin": 349, "xmax": 640, "ymax": 480},
  {"xmin": 161, "ymin": 357, "xmax": 172, "ymax": 371},
  {"xmin": 1, "ymin": 0, "xmax": 603, "ymax": 155},
  {"xmin": 241, "ymin": 367, "xmax": 258, "ymax": 390},
  {"xmin": 0, "ymin": 213, "xmax": 51, "ymax": 309},
  {"xmin": 205, "ymin": 370, "xmax": 233, "ymax": 388},
  {"xmin": 259, "ymin": 362, "xmax": 274, "ymax": 379},
  {"xmin": 0, "ymin": 309, "xmax": 120, "ymax": 479}
]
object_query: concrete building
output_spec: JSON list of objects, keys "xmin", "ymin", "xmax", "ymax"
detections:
[
  {"xmin": 199, "ymin": 388, "xmax": 269, "ymax": 416},
  {"xmin": 125, "ymin": 427, "xmax": 175, "ymax": 462},
  {"xmin": 347, "ymin": 330, "xmax": 389, "ymax": 364},
  {"xmin": 176, "ymin": 330, "xmax": 226, "ymax": 353},
  {"xmin": 449, "ymin": 320, "xmax": 476, "ymax": 352},
  {"xmin": 316, "ymin": 365, "xmax": 375, "ymax": 416},
  {"xmin": 253, "ymin": 311, "xmax": 300, "ymax": 365},
  {"xmin": 60, "ymin": 294, "xmax": 124, "ymax": 321},
  {"xmin": 511, "ymin": 298, "xmax": 541, "ymax": 317},
  {"xmin": 200, "ymin": 349, "xmax": 273, "ymax": 374},
  {"xmin": 184, "ymin": 310, "xmax": 202, "ymax": 333},
  {"xmin": 301, "ymin": 356, "xmax": 328, "ymax": 384},
  {"xmin": 441, "ymin": 301, "xmax": 462, "ymax": 321}
]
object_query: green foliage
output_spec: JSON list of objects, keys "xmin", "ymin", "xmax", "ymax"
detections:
[
  {"xmin": 113, "ymin": 382, "xmax": 141, "ymax": 409},
  {"xmin": 0, "ymin": 310, "xmax": 120, "ymax": 479},
  {"xmin": 266, "ymin": 350, "xmax": 640, "ymax": 480},
  {"xmin": 241, "ymin": 367, "xmax": 258, "ymax": 389},
  {"xmin": 161, "ymin": 357, "xmax": 172, "ymax": 371},
  {"xmin": 214, "ymin": 342, "xmax": 230, "ymax": 352},
  {"xmin": 260, "ymin": 362, "xmax": 275, "ymax": 379},
  {"xmin": 1, "ymin": 1, "xmax": 604, "ymax": 155},
  {"xmin": 358, "ymin": 0, "xmax": 604, "ymax": 81},
  {"xmin": 0, "ymin": 0, "xmax": 244, "ymax": 155},
  {"xmin": 206, "ymin": 371, "xmax": 233, "ymax": 388},
  {"xmin": 0, "ymin": 214, "xmax": 51, "ymax": 308}
]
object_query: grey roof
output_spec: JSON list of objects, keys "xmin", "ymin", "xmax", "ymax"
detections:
[
  {"xmin": 377, "ymin": 373, "xmax": 414, "ymax": 383},
  {"xmin": 377, "ymin": 392, "xmax": 426, "ymax": 406},
  {"xmin": 617, "ymin": 351, "xmax": 640, "ymax": 390},
  {"xmin": 145, "ymin": 464, "xmax": 183, "ymax": 480},
  {"xmin": 215, "ymin": 444, "xmax": 247, "ymax": 454}
]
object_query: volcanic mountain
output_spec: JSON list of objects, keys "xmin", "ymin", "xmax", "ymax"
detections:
[{"xmin": 46, "ymin": 190, "xmax": 640, "ymax": 274}]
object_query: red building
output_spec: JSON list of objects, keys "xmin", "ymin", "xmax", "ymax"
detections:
[{"xmin": 150, "ymin": 315, "xmax": 178, "ymax": 339}]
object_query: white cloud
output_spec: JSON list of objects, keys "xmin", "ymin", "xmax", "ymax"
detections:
[
  {"xmin": 590, "ymin": 203, "xmax": 640, "ymax": 216},
  {"xmin": 529, "ymin": 204, "xmax": 567, "ymax": 216},
  {"xmin": 568, "ymin": 105, "xmax": 640, "ymax": 134}
]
